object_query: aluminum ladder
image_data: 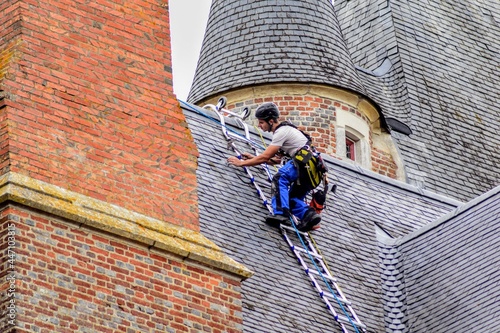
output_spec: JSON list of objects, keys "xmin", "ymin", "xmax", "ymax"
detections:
[
  {"xmin": 280, "ymin": 224, "xmax": 367, "ymax": 333},
  {"xmin": 203, "ymin": 97, "xmax": 367, "ymax": 333}
]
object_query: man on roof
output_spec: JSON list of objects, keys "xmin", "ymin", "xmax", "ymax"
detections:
[{"xmin": 227, "ymin": 102, "xmax": 322, "ymax": 232}]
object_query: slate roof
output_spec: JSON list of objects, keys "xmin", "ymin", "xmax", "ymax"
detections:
[
  {"xmin": 335, "ymin": 0, "xmax": 500, "ymax": 202},
  {"xmin": 378, "ymin": 186, "xmax": 500, "ymax": 332},
  {"xmin": 179, "ymin": 101, "xmax": 488, "ymax": 333},
  {"xmin": 188, "ymin": 0, "xmax": 500, "ymax": 204},
  {"xmin": 187, "ymin": 0, "xmax": 365, "ymax": 104}
]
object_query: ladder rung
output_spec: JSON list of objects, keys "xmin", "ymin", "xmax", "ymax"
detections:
[
  {"xmin": 337, "ymin": 314, "xmax": 367, "ymax": 329},
  {"xmin": 279, "ymin": 224, "xmax": 309, "ymax": 236},
  {"xmin": 306, "ymin": 268, "xmax": 336, "ymax": 281},
  {"xmin": 322, "ymin": 291, "xmax": 350, "ymax": 305},
  {"xmin": 293, "ymin": 246, "xmax": 323, "ymax": 259}
]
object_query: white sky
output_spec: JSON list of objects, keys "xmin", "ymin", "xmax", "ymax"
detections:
[{"xmin": 169, "ymin": 0, "xmax": 212, "ymax": 101}]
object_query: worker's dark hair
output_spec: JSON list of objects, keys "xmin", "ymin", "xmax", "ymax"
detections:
[{"xmin": 255, "ymin": 102, "xmax": 279, "ymax": 121}]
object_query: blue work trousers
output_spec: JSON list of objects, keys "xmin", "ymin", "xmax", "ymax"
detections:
[{"xmin": 271, "ymin": 160, "xmax": 310, "ymax": 220}]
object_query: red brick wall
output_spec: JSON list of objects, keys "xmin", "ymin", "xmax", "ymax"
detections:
[
  {"xmin": 227, "ymin": 95, "xmax": 399, "ymax": 180},
  {"xmin": 372, "ymin": 147, "xmax": 398, "ymax": 179},
  {"xmin": 227, "ymin": 96, "xmax": 337, "ymax": 153},
  {"xmin": 0, "ymin": 0, "xmax": 199, "ymax": 229},
  {"xmin": 0, "ymin": 206, "xmax": 243, "ymax": 333}
]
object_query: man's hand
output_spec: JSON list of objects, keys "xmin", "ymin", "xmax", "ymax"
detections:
[
  {"xmin": 227, "ymin": 145, "xmax": 280, "ymax": 168},
  {"xmin": 227, "ymin": 152, "xmax": 255, "ymax": 167},
  {"xmin": 227, "ymin": 156, "xmax": 244, "ymax": 167},
  {"xmin": 267, "ymin": 156, "xmax": 282, "ymax": 165}
]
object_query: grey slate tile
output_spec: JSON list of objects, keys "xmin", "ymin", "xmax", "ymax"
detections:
[{"xmin": 181, "ymin": 101, "xmax": 474, "ymax": 332}]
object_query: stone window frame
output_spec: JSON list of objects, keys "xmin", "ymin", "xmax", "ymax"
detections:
[{"xmin": 335, "ymin": 111, "xmax": 371, "ymax": 169}]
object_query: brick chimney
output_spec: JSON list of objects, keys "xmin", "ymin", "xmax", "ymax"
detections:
[
  {"xmin": 0, "ymin": 0, "xmax": 199, "ymax": 230},
  {"xmin": 0, "ymin": 1, "xmax": 251, "ymax": 332}
]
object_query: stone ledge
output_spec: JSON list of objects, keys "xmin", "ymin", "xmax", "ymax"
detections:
[{"xmin": 0, "ymin": 172, "xmax": 253, "ymax": 279}]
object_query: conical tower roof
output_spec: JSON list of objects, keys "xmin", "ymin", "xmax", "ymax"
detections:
[{"xmin": 187, "ymin": 0, "xmax": 365, "ymax": 104}]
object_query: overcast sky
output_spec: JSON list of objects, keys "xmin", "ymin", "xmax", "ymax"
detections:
[{"xmin": 169, "ymin": 0, "xmax": 211, "ymax": 101}]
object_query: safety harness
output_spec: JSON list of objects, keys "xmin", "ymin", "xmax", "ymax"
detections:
[{"xmin": 275, "ymin": 121, "xmax": 329, "ymax": 193}]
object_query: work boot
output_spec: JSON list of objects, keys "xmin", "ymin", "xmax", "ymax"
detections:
[
  {"xmin": 297, "ymin": 209, "xmax": 321, "ymax": 232},
  {"xmin": 265, "ymin": 214, "xmax": 290, "ymax": 227}
]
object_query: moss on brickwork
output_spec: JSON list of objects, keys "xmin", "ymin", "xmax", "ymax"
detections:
[
  {"xmin": 0, "ymin": 39, "xmax": 22, "ymax": 81},
  {"xmin": 0, "ymin": 172, "xmax": 252, "ymax": 279}
]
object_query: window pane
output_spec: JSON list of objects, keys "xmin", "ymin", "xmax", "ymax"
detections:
[{"xmin": 346, "ymin": 138, "xmax": 355, "ymax": 161}]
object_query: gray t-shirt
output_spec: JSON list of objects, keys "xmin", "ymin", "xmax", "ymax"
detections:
[{"xmin": 270, "ymin": 125, "xmax": 309, "ymax": 156}]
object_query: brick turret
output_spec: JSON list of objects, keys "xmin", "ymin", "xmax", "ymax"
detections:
[{"xmin": 189, "ymin": 1, "xmax": 405, "ymax": 181}]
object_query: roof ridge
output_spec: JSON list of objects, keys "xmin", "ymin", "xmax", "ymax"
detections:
[{"xmin": 381, "ymin": 185, "xmax": 500, "ymax": 246}]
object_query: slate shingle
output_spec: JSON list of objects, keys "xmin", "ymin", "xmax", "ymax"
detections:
[
  {"xmin": 182, "ymin": 101, "xmax": 465, "ymax": 332},
  {"xmin": 379, "ymin": 187, "xmax": 500, "ymax": 332}
]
